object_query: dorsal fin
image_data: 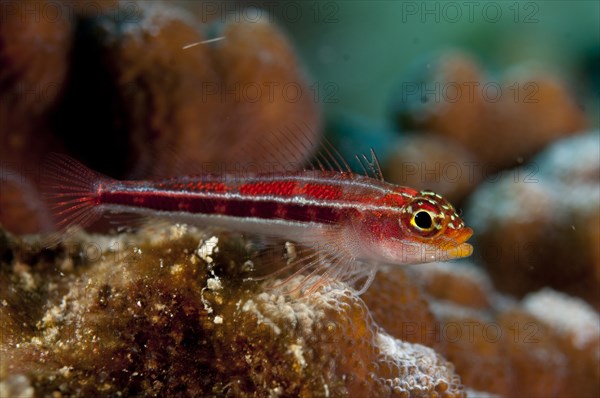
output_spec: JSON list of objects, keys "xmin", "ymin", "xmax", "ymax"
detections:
[
  {"xmin": 354, "ymin": 148, "xmax": 384, "ymax": 181},
  {"xmin": 220, "ymin": 121, "xmax": 347, "ymax": 175},
  {"xmin": 245, "ymin": 121, "xmax": 379, "ymax": 178},
  {"xmin": 315, "ymin": 136, "xmax": 353, "ymax": 174},
  {"xmin": 140, "ymin": 121, "xmax": 384, "ymax": 180}
]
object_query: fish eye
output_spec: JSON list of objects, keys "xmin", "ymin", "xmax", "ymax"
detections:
[
  {"xmin": 409, "ymin": 210, "xmax": 439, "ymax": 234},
  {"xmin": 401, "ymin": 198, "xmax": 445, "ymax": 237},
  {"xmin": 413, "ymin": 211, "xmax": 433, "ymax": 230}
]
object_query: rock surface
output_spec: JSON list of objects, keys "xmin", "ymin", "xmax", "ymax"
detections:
[{"xmin": 0, "ymin": 225, "xmax": 464, "ymax": 397}]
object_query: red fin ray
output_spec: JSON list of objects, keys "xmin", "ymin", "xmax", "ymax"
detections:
[
  {"xmin": 354, "ymin": 148, "xmax": 384, "ymax": 181},
  {"xmin": 41, "ymin": 153, "xmax": 113, "ymax": 237}
]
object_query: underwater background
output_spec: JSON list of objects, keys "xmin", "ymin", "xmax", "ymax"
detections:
[{"xmin": 0, "ymin": 0, "xmax": 598, "ymax": 396}]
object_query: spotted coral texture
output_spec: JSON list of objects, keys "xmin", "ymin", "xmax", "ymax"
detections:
[{"xmin": 0, "ymin": 224, "xmax": 463, "ymax": 397}]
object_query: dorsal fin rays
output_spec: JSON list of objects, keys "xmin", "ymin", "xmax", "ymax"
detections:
[
  {"xmin": 319, "ymin": 136, "xmax": 353, "ymax": 174},
  {"xmin": 259, "ymin": 121, "xmax": 373, "ymax": 177},
  {"xmin": 291, "ymin": 125, "xmax": 382, "ymax": 179},
  {"xmin": 221, "ymin": 121, "xmax": 317, "ymax": 174},
  {"xmin": 369, "ymin": 148, "xmax": 384, "ymax": 181},
  {"xmin": 273, "ymin": 124, "xmax": 313, "ymax": 171},
  {"xmin": 315, "ymin": 149, "xmax": 334, "ymax": 172},
  {"xmin": 281, "ymin": 129, "xmax": 324, "ymax": 173},
  {"xmin": 355, "ymin": 149, "xmax": 384, "ymax": 181},
  {"xmin": 141, "ymin": 120, "xmax": 384, "ymax": 180}
]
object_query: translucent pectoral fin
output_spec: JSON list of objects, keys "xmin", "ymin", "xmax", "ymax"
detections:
[{"xmin": 248, "ymin": 235, "xmax": 378, "ymax": 296}]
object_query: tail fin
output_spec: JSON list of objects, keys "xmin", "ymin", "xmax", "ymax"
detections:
[{"xmin": 42, "ymin": 154, "xmax": 112, "ymax": 238}]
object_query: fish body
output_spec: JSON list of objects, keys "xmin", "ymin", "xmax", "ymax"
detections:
[{"xmin": 44, "ymin": 154, "xmax": 473, "ymax": 294}]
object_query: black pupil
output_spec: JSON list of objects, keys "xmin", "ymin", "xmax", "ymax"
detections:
[{"xmin": 414, "ymin": 211, "xmax": 433, "ymax": 229}]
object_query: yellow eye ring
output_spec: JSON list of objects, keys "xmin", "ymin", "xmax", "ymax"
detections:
[{"xmin": 410, "ymin": 210, "xmax": 436, "ymax": 231}]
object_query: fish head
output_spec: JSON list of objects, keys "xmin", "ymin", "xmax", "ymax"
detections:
[
  {"xmin": 393, "ymin": 190, "xmax": 473, "ymax": 263},
  {"xmin": 351, "ymin": 189, "xmax": 473, "ymax": 265}
]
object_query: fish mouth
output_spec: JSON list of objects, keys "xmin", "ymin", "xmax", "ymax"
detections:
[
  {"xmin": 445, "ymin": 242, "xmax": 473, "ymax": 260},
  {"xmin": 440, "ymin": 227, "xmax": 474, "ymax": 260}
]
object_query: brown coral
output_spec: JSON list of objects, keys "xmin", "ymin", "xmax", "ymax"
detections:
[
  {"xmin": 52, "ymin": 2, "xmax": 320, "ymax": 179},
  {"xmin": 384, "ymin": 134, "xmax": 481, "ymax": 205},
  {"xmin": 465, "ymin": 132, "xmax": 600, "ymax": 307},
  {"xmin": 408, "ymin": 262, "xmax": 493, "ymax": 310},
  {"xmin": 517, "ymin": 289, "xmax": 600, "ymax": 397},
  {"xmin": 212, "ymin": 15, "xmax": 321, "ymax": 172},
  {"xmin": 0, "ymin": 1, "xmax": 320, "ymax": 235},
  {"xmin": 363, "ymin": 261, "xmax": 600, "ymax": 396},
  {"xmin": 0, "ymin": 0, "xmax": 72, "ymax": 169},
  {"xmin": 0, "ymin": 167, "xmax": 53, "ymax": 234},
  {"xmin": 0, "ymin": 225, "xmax": 464, "ymax": 397},
  {"xmin": 0, "ymin": 1, "xmax": 322, "ymax": 174},
  {"xmin": 391, "ymin": 50, "xmax": 587, "ymax": 171},
  {"xmin": 362, "ymin": 267, "xmax": 439, "ymax": 348}
]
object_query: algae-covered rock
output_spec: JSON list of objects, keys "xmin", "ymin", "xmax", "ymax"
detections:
[
  {"xmin": 0, "ymin": 224, "xmax": 464, "ymax": 397},
  {"xmin": 1, "ymin": 213, "xmax": 598, "ymax": 396}
]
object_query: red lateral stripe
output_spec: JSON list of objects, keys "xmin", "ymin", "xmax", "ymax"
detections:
[
  {"xmin": 237, "ymin": 181, "xmax": 344, "ymax": 201},
  {"xmin": 301, "ymin": 183, "xmax": 343, "ymax": 200},
  {"xmin": 208, "ymin": 199, "xmax": 341, "ymax": 223},
  {"xmin": 102, "ymin": 191, "xmax": 342, "ymax": 223},
  {"xmin": 238, "ymin": 181, "xmax": 299, "ymax": 196}
]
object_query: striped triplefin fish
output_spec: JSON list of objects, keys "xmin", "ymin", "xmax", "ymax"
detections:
[{"xmin": 42, "ymin": 142, "xmax": 473, "ymax": 295}]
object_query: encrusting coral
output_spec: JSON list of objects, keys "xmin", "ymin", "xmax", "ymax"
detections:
[
  {"xmin": 465, "ymin": 132, "xmax": 600, "ymax": 308},
  {"xmin": 0, "ymin": 224, "xmax": 464, "ymax": 397},
  {"xmin": 363, "ymin": 263, "xmax": 600, "ymax": 397},
  {"xmin": 2, "ymin": 222, "xmax": 598, "ymax": 396},
  {"xmin": 389, "ymin": 50, "xmax": 588, "ymax": 172}
]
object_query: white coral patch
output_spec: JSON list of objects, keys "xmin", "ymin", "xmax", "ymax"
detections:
[
  {"xmin": 289, "ymin": 343, "xmax": 306, "ymax": 368},
  {"xmin": 196, "ymin": 236, "xmax": 219, "ymax": 264},
  {"xmin": 376, "ymin": 332, "xmax": 455, "ymax": 392},
  {"xmin": 206, "ymin": 276, "xmax": 222, "ymax": 291},
  {"xmin": 523, "ymin": 288, "xmax": 600, "ymax": 350}
]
